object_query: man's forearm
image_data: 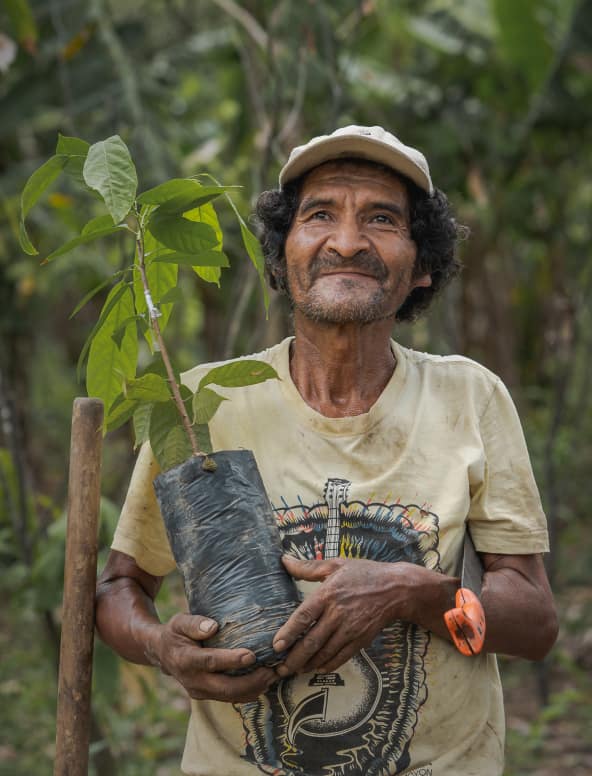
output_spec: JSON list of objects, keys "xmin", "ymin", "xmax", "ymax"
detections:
[
  {"xmin": 95, "ymin": 576, "xmax": 163, "ymax": 666},
  {"xmin": 406, "ymin": 555, "xmax": 558, "ymax": 660}
]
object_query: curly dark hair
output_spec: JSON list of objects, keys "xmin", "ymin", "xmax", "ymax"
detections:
[{"xmin": 255, "ymin": 159, "xmax": 463, "ymax": 322}]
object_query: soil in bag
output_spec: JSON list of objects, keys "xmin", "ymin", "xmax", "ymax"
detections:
[{"xmin": 153, "ymin": 449, "xmax": 301, "ymax": 671}]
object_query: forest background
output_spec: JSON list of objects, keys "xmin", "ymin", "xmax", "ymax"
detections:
[{"xmin": 0, "ymin": 0, "xmax": 591, "ymax": 774}]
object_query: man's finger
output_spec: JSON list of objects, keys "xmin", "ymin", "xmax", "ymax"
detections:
[
  {"xmin": 281, "ymin": 555, "xmax": 342, "ymax": 581},
  {"xmin": 315, "ymin": 642, "xmax": 363, "ymax": 674},
  {"xmin": 190, "ymin": 646, "xmax": 258, "ymax": 674},
  {"xmin": 169, "ymin": 612, "xmax": 219, "ymax": 641},
  {"xmin": 273, "ymin": 595, "xmax": 325, "ymax": 653},
  {"xmin": 274, "ymin": 620, "xmax": 335, "ymax": 677},
  {"xmin": 189, "ymin": 666, "xmax": 277, "ymax": 703}
]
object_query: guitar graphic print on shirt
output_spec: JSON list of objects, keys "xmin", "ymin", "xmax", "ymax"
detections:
[{"xmin": 236, "ymin": 477, "xmax": 441, "ymax": 776}]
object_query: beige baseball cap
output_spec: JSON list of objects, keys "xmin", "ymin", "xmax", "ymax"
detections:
[{"xmin": 279, "ymin": 125, "xmax": 434, "ymax": 195}]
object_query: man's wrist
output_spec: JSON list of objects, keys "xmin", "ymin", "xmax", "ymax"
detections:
[{"xmin": 394, "ymin": 562, "xmax": 458, "ymax": 630}]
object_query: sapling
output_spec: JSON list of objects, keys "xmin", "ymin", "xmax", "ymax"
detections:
[
  {"xmin": 20, "ymin": 134, "xmax": 300, "ymax": 668},
  {"xmin": 19, "ymin": 134, "xmax": 277, "ymax": 469}
]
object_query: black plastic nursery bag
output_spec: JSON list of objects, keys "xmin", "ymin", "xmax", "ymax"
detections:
[{"xmin": 153, "ymin": 449, "xmax": 301, "ymax": 668}]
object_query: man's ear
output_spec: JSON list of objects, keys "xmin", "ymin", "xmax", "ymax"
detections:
[{"xmin": 412, "ymin": 272, "xmax": 432, "ymax": 289}]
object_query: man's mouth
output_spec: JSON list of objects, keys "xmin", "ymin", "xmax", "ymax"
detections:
[{"xmin": 309, "ymin": 253, "xmax": 388, "ymax": 282}]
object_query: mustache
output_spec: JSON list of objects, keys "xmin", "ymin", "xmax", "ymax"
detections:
[{"xmin": 309, "ymin": 251, "xmax": 388, "ymax": 282}]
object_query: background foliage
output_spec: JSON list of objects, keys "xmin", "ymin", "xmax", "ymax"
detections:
[{"xmin": 0, "ymin": 0, "xmax": 591, "ymax": 773}]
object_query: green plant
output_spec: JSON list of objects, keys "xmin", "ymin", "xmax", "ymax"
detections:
[{"xmin": 19, "ymin": 134, "xmax": 277, "ymax": 470}]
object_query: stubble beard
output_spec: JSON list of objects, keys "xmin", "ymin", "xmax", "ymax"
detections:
[{"xmin": 285, "ymin": 252, "xmax": 412, "ymax": 326}]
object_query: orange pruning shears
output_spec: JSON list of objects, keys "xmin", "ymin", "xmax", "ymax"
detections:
[{"xmin": 443, "ymin": 531, "xmax": 486, "ymax": 656}]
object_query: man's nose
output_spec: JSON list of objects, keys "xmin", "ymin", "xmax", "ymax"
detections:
[{"xmin": 324, "ymin": 217, "xmax": 370, "ymax": 258}]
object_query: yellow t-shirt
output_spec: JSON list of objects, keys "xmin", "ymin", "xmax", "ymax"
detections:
[{"xmin": 113, "ymin": 337, "xmax": 549, "ymax": 776}]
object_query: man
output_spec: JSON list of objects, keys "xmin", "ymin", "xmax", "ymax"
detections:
[{"xmin": 96, "ymin": 125, "xmax": 558, "ymax": 776}]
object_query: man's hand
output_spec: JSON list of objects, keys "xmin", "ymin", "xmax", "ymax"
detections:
[
  {"xmin": 151, "ymin": 613, "xmax": 277, "ymax": 703},
  {"xmin": 96, "ymin": 550, "xmax": 277, "ymax": 704},
  {"xmin": 272, "ymin": 556, "xmax": 421, "ymax": 676}
]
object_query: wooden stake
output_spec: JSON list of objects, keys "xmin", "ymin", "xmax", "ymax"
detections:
[{"xmin": 54, "ymin": 398, "xmax": 104, "ymax": 776}]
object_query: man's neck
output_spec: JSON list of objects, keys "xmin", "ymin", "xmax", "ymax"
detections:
[{"xmin": 289, "ymin": 313, "xmax": 397, "ymax": 418}]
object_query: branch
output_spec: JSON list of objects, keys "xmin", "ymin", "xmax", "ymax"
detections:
[
  {"xmin": 211, "ymin": 0, "xmax": 268, "ymax": 50},
  {"xmin": 135, "ymin": 231, "xmax": 203, "ymax": 457}
]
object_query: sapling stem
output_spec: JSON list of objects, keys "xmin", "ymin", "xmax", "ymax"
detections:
[{"xmin": 135, "ymin": 227, "xmax": 204, "ymax": 459}]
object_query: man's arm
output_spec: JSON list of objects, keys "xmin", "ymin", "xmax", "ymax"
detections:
[
  {"xmin": 96, "ymin": 549, "xmax": 277, "ymax": 702},
  {"xmin": 272, "ymin": 552, "xmax": 558, "ymax": 677}
]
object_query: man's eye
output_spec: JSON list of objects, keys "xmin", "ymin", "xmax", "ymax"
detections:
[
  {"xmin": 310, "ymin": 210, "xmax": 330, "ymax": 221},
  {"xmin": 371, "ymin": 214, "xmax": 393, "ymax": 224}
]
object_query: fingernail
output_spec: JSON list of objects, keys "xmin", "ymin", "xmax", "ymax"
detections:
[
  {"xmin": 273, "ymin": 639, "xmax": 286, "ymax": 652},
  {"xmin": 241, "ymin": 652, "xmax": 256, "ymax": 666},
  {"xmin": 199, "ymin": 618, "xmax": 216, "ymax": 633}
]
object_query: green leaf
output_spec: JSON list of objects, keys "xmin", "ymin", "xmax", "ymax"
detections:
[
  {"xmin": 149, "ymin": 401, "xmax": 190, "ymax": 470},
  {"xmin": 111, "ymin": 315, "xmax": 143, "ymax": 349},
  {"xmin": 82, "ymin": 213, "xmax": 120, "ymax": 235},
  {"xmin": 147, "ymin": 213, "xmax": 218, "ymax": 254},
  {"xmin": 199, "ymin": 360, "xmax": 278, "ymax": 390},
  {"xmin": 105, "ymin": 396, "xmax": 138, "ymax": 433},
  {"xmin": 158, "ymin": 287, "xmax": 184, "ymax": 305},
  {"xmin": 41, "ymin": 223, "xmax": 127, "ymax": 264},
  {"xmin": 70, "ymin": 276, "xmax": 115, "ymax": 319},
  {"xmin": 125, "ymin": 373, "xmax": 171, "ymax": 403},
  {"xmin": 151, "ymin": 249, "xmax": 229, "ymax": 268},
  {"xmin": 86, "ymin": 284, "xmax": 138, "ymax": 413},
  {"xmin": 162, "ymin": 425, "xmax": 193, "ymax": 469},
  {"xmin": 20, "ymin": 155, "xmax": 67, "ymax": 255},
  {"xmin": 138, "ymin": 180, "xmax": 235, "ymax": 212},
  {"xmin": 193, "ymin": 267, "xmax": 221, "ymax": 286},
  {"xmin": 185, "ymin": 200, "xmax": 223, "ymax": 241},
  {"xmin": 196, "ymin": 424, "xmax": 213, "ymax": 455},
  {"xmin": 222, "ymin": 189, "xmax": 269, "ymax": 311},
  {"xmin": 56, "ymin": 135, "xmax": 89, "ymax": 156},
  {"xmin": 240, "ymin": 222, "xmax": 267, "ymax": 298},
  {"xmin": 76, "ymin": 282, "xmax": 129, "ymax": 380},
  {"xmin": 56, "ymin": 134, "xmax": 90, "ymax": 185},
  {"xmin": 133, "ymin": 231, "xmax": 178, "ymax": 347},
  {"xmin": 83, "ymin": 135, "xmax": 138, "ymax": 223},
  {"xmin": 133, "ymin": 403, "xmax": 153, "ymax": 448},
  {"xmin": 192, "ymin": 387, "xmax": 227, "ymax": 425}
]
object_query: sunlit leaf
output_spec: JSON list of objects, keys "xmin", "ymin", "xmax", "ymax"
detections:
[
  {"xmin": 193, "ymin": 267, "xmax": 221, "ymax": 286},
  {"xmin": 125, "ymin": 373, "xmax": 171, "ymax": 403},
  {"xmin": 151, "ymin": 249, "xmax": 229, "ymax": 267},
  {"xmin": 86, "ymin": 284, "xmax": 138, "ymax": 414},
  {"xmin": 56, "ymin": 134, "xmax": 89, "ymax": 185},
  {"xmin": 76, "ymin": 281, "xmax": 130, "ymax": 380},
  {"xmin": 192, "ymin": 387, "xmax": 227, "ymax": 425},
  {"xmin": 198, "ymin": 360, "xmax": 278, "ymax": 390},
  {"xmin": 147, "ymin": 213, "xmax": 217, "ymax": 254},
  {"xmin": 83, "ymin": 135, "xmax": 138, "ymax": 223},
  {"xmin": 133, "ymin": 230, "xmax": 178, "ymax": 347},
  {"xmin": 138, "ymin": 180, "xmax": 235, "ymax": 213}
]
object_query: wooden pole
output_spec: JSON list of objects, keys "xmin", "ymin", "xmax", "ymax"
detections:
[{"xmin": 54, "ymin": 398, "xmax": 104, "ymax": 776}]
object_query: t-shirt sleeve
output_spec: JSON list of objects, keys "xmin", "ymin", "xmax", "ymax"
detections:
[
  {"xmin": 111, "ymin": 442, "xmax": 177, "ymax": 576},
  {"xmin": 468, "ymin": 378, "xmax": 549, "ymax": 554}
]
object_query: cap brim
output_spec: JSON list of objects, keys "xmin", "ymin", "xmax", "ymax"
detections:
[{"xmin": 279, "ymin": 134, "xmax": 433, "ymax": 195}]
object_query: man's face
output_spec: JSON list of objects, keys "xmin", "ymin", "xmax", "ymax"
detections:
[{"xmin": 284, "ymin": 160, "xmax": 431, "ymax": 325}]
